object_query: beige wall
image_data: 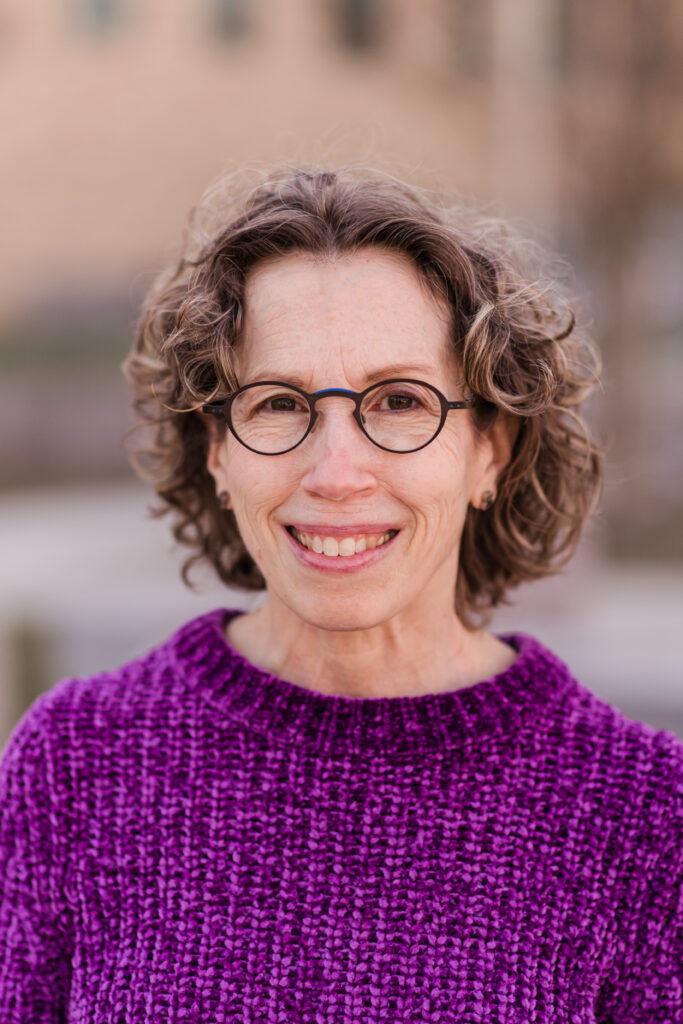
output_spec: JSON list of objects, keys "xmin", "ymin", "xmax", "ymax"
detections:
[
  {"xmin": 4, "ymin": 1, "xmax": 680, "ymax": 314},
  {"xmin": 0, "ymin": 1, "xmax": 475, "ymax": 316}
]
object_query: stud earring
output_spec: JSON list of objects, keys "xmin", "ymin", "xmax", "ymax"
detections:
[
  {"xmin": 480, "ymin": 491, "xmax": 495, "ymax": 511},
  {"xmin": 217, "ymin": 491, "xmax": 231, "ymax": 510}
]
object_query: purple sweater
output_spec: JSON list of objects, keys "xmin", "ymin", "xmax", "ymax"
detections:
[{"xmin": 1, "ymin": 607, "xmax": 681, "ymax": 1022}]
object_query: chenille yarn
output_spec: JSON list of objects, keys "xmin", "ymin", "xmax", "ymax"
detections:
[{"xmin": 1, "ymin": 607, "xmax": 681, "ymax": 1022}]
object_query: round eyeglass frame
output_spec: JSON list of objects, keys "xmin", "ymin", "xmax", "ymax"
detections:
[{"xmin": 202, "ymin": 378, "xmax": 477, "ymax": 455}]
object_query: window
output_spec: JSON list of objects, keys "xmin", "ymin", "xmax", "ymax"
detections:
[
  {"xmin": 71, "ymin": 0, "xmax": 120, "ymax": 35},
  {"xmin": 336, "ymin": 0, "xmax": 380, "ymax": 52},
  {"xmin": 554, "ymin": 0, "xmax": 576, "ymax": 78},
  {"xmin": 447, "ymin": 0, "xmax": 490, "ymax": 78},
  {"xmin": 208, "ymin": 0, "xmax": 249, "ymax": 40}
]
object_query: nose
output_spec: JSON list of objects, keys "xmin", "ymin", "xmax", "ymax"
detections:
[{"xmin": 299, "ymin": 396, "xmax": 378, "ymax": 501}]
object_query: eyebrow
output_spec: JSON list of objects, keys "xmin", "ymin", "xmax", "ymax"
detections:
[{"xmin": 243, "ymin": 363, "xmax": 440, "ymax": 388}]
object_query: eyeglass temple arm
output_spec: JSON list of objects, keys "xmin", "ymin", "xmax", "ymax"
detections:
[{"xmin": 202, "ymin": 403, "xmax": 225, "ymax": 416}]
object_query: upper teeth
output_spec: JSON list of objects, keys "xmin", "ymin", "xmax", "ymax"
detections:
[{"xmin": 290, "ymin": 528, "xmax": 397, "ymax": 556}]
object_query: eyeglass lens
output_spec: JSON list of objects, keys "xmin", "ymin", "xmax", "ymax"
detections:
[{"xmin": 230, "ymin": 381, "xmax": 444, "ymax": 453}]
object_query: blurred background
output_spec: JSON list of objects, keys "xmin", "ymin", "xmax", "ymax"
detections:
[{"xmin": 1, "ymin": 0, "xmax": 682, "ymax": 749}]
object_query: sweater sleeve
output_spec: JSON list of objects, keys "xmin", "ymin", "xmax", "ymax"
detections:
[
  {"xmin": 0, "ymin": 695, "xmax": 73, "ymax": 1022},
  {"xmin": 596, "ymin": 740, "xmax": 683, "ymax": 1024}
]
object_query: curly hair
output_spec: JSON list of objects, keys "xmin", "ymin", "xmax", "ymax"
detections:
[{"xmin": 122, "ymin": 165, "xmax": 603, "ymax": 627}]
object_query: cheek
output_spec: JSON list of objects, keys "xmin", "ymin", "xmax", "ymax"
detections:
[
  {"xmin": 227, "ymin": 457, "xmax": 297, "ymax": 543},
  {"xmin": 411, "ymin": 439, "xmax": 472, "ymax": 499},
  {"xmin": 387, "ymin": 450, "xmax": 472, "ymax": 537}
]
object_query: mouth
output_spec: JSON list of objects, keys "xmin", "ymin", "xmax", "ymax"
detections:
[{"xmin": 285, "ymin": 525, "xmax": 400, "ymax": 558}]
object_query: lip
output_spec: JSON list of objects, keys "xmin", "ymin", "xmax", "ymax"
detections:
[{"xmin": 282, "ymin": 523, "xmax": 400, "ymax": 573}]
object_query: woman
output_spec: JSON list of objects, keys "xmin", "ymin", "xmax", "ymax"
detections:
[{"xmin": 1, "ymin": 167, "xmax": 681, "ymax": 1022}]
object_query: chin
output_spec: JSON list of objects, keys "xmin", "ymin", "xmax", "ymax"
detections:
[{"xmin": 288, "ymin": 592, "xmax": 393, "ymax": 633}]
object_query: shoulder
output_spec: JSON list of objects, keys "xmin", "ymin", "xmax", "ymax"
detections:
[
  {"xmin": 1, "ymin": 607, "xmax": 233, "ymax": 765},
  {"xmin": 570, "ymin": 673, "xmax": 683, "ymax": 802},
  {"xmin": 589, "ymin": 696, "xmax": 683, "ymax": 835},
  {"xmin": 504, "ymin": 630, "xmax": 683, "ymax": 810},
  {"xmin": 527, "ymin": 633, "xmax": 683, "ymax": 855}
]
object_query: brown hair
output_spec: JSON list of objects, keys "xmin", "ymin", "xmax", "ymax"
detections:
[{"xmin": 123, "ymin": 166, "xmax": 603, "ymax": 626}]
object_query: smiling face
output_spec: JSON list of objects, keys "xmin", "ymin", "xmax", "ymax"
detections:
[{"xmin": 207, "ymin": 249, "xmax": 511, "ymax": 633}]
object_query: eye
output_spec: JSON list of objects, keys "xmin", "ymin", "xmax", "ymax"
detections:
[
  {"xmin": 362, "ymin": 382, "xmax": 442, "ymax": 422},
  {"xmin": 374, "ymin": 389, "xmax": 425, "ymax": 412},
  {"xmin": 384, "ymin": 393, "xmax": 419, "ymax": 411},
  {"xmin": 253, "ymin": 392, "xmax": 308, "ymax": 414},
  {"xmin": 268, "ymin": 395, "xmax": 297, "ymax": 412}
]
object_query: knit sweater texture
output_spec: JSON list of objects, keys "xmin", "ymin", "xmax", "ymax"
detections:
[{"xmin": 0, "ymin": 607, "xmax": 681, "ymax": 1023}]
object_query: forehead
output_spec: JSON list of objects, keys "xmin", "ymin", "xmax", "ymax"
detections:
[{"xmin": 237, "ymin": 249, "xmax": 456, "ymax": 381}]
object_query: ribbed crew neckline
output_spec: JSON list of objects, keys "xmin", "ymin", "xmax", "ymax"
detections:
[{"xmin": 170, "ymin": 607, "xmax": 580, "ymax": 759}]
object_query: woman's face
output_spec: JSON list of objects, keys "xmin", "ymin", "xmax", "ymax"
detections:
[{"xmin": 208, "ymin": 249, "xmax": 511, "ymax": 632}]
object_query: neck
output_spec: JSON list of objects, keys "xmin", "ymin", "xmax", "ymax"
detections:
[{"xmin": 225, "ymin": 592, "xmax": 516, "ymax": 699}]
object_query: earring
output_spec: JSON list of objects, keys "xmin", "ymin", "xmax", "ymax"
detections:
[
  {"xmin": 217, "ymin": 491, "xmax": 231, "ymax": 510},
  {"xmin": 480, "ymin": 491, "xmax": 495, "ymax": 511}
]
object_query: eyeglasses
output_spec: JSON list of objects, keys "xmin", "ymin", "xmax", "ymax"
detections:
[{"xmin": 202, "ymin": 378, "xmax": 476, "ymax": 455}]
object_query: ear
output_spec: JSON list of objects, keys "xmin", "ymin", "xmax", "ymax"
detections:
[
  {"xmin": 206, "ymin": 436, "xmax": 222, "ymax": 477},
  {"xmin": 471, "ymin": 411, "xmax": 520, "ymax": 504},
  {"xmin": 204, "ymin": 418, "xmax": 230, "ymax": 494}
]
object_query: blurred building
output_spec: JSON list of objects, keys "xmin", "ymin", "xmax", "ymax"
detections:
[
  {"xmin": 0, "ymin": 0, "xmax": 682, "ymax": 742},
  {"xmin": 1, "ymin": 0, "xmax": 681, "ymax": 549}
]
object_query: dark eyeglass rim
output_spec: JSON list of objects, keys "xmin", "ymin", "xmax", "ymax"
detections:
[{"xmin": 201, "ymin": 377, "xmax": 477, "ymax": 455}]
